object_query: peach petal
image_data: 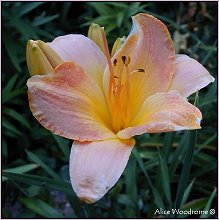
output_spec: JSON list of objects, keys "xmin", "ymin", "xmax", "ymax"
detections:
[
  {"xmin": 117, "ymin": 91, "xmax": 202, "ymax": 139},
  {"xmin": 168, "ymin": 54, "xmax": 215, "ymax": 97},
  {"xmin": 27, "ymin": 62, "xmax": 115, "ymax": 142},
  {"xmin": 103, "ymin": 13, "xmax": 175, "ymax": 117},
  {"xmin": 69, "ymin": 138, "xmax": 135, "ymax": 203},
  {"xmin": 48, "ymin": 34, "xmax": 107, "ymax": 88}
]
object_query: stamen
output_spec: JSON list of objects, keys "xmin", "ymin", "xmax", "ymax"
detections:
[
  {"xmin": 125, "ymin": 56, "xmax": 131, "ymax": 66},
  {"xmin": 112, "ymin": 90, "xmax": 126, "ymax": 131},
  {"xmin": 122, "ymin": 56, "xmax": 126, "ymax": 64},
  {"xmin": 101, "ymin": 28, "xmax": 115, "ymax": 116},
  {"xmin": 121, "ymin": 56, "xmax": 131, "ymax": 66},
  {"xmin": 136, "ymin": 68, "xmax": 145, "ymax": 72},
  {"xmin": 124, "ymin": 65, "xmax": 131, "ymax": 127},
  {"xmin": 101, "ymin": 33, "xmax": 133, "ymax": 132}
]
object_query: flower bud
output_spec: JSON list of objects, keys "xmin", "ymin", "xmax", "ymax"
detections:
[
  {"xmin": 88, "ymin": 23, "xmax": 105, "ymax": 54},
  {"xmin": 111, "ymin": 36, "xmax": 126, "ymax": 57},
  {"xmin": 26, "ymin": 40, "xmax": 63, "ymax": 76}
]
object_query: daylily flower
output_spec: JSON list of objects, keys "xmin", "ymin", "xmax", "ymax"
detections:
[{"xmin": 26, "ymin": 13, "xmax": 214, "ymax": 204}]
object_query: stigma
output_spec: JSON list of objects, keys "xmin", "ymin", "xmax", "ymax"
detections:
[{"xmin": 101, "ymin": 29, "xmax": 144, "ymax": 132}]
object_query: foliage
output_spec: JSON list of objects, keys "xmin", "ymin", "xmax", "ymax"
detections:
[{"xmin": 2, "ymin": 2, "xmax": 217, "ymax": 218}]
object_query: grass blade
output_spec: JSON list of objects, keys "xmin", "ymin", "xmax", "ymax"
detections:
[
  {"xmin": 157, "ymin": 150, "xmax": 171, "ymax": 205},
  {"xmin": 3, "ymin": 163, "xmax": 39, "ymax": 181},
  {"xmin": 3, "ymin": 172, "xmax": 72, "ymax": 194},
  {"xmin": 11, "ymin": 181, "xmax": 41, "ymax": 197},
  {"xmin": 124, "ymin": 154, "xmax": 137, "ymax": 202},
  {"xmin": 16, "ymin": 2, "xmax": 45, "ymax": 17},
  {"xmin": 162, "ymin": 132, "xmax": 175, "ymax": 160},
  {"xmin": 3, "ymin": 31, "xmax": 21, "ymax": 71},
  {"xmin": 179, "ymin": 197, "xmax": 208, "ymax": 218},
  {"xmin": 200, "ymin": 187, "xmax": 217, "ymax": 218},
  {"xmin": 123, "ymin": 154, "xmax": 138, "ymax": 217},
  {"xmin": 2, "ymin": 74, "xmax": 18, "ymax": 96},
  {"xmin": 195, "ymin": 133, "xmax": 217, "ymax": 154},
  {"xmin": 52, "ymin": 134, "xmax": 70, "ymax": 161},
  {"xmin": 169, "ymin": 132, "xmax": 189, "ymax": 178},
  {"xmin": 174, "ymin": 130, "xmax": 197, "ymax": 213},
  {"xmin": 132, "ymin": 148, "xmax": 165, "ymax": 209},
  {"xmin": 181, "ymin": 178, "xmax": 196, "ymax": 206},
  {"xmin": 2, "ymin": 118, "xmax": 22, "ymax": 136},
  {"xmin": 32, "ymin": 14, "xmax": 59, "ymax": 26},
  {"xmin": 26, "ymin": 150, "xmax": 61, "ymax": 180},
  {"xmin": 19, "ymin": 197, "xmax": 64, "ymax": 218},
  {"xmin": 2, "ymin": 172, "xmax": 86, "ymax": 217},
  {"xmin": 3, "ymin": 107, "xmax": 31, "ymax": 129}
]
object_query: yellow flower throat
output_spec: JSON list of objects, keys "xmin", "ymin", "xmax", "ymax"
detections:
[{"xmin": 101, "ymin": 29, "xmax": 144, "ymax": 133}]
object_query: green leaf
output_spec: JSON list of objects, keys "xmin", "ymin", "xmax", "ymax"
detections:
[
  {"xmin": 26, "ymin": 185, "xmax": 41, "ymax": 197},
  {"xmin": 60, "ymin": 2, "xmax": 72, "ymax": 22},
  {"xmin": 88, "ymin": 2, "xmax": 113, "ymax": 15},
  {"xmin": 174, "ymin": 130, "xmax": 197, "ymax": 213},
  {"xmin": 157, "ymin": 150, "xmax": 171, "ymax": 205},
  {"xmin": 3, "ymin": 107, "xmax": 31, "ymax": 129},
  {"xmin": 7, "ymin": 12, "xmax": 37, "ymax": 39},
  {"xmin": 106, "ymin": 2, "xmax": 128, "ymax": 8},
  {"xmin": 52, "ymin": 134, "xmax": 70, "ymax": 161},
  {"xmin": 3, "ymin": 172, "xmax": 73, "ymax": 195},
  {"xmin": 2, "ymin": 89, "xmax": 25, "ymax": 103},
  {"xmin": 191, "ymin": 161, "xmax": 216, "ymax": 178},
  {"xmin": 3, "ymin": 32, "xmax": 21, "ymax": 71},
  {"xmin": 201, "ymin": 40, "xmax": 217, "ymax": 65},
  {"xmin": 2, "ymin": 139, "xmax": 8, "ymax": 158},
  {"xmin": 32, "ymin": 14, "xmax": 59, "ymax": 26},
  {"xmin": 116, "ymin": 12, "xmax": 125, "ymax": 27},
  {"xmin": 3, "ymin": 163, "xmax": 39, "ymax": 181},
  {"xmin": 12, "ymin": 181, "xmax": 41, "ymax": 197},
  {"xmin": 181, "ymin": 178, "xmax": 196, "ymax": 206},
  {"xmin": 117, "ymin": 194, "xmax": 136, "ymax": 208},
  {"xmin": 169, "ymin": 132, "xmax": 189, "ymax": 178},
  {"xmin": 124, "ymin": 154, "xmax": 137, "ymax": 202},
  {"xmin": 65, "ymin": 194, "xmax": 85, "ymax": 218},
  {"xmin": 2, "ymin": 74, "xmax": 18, "ymax": 96},
  {"xmin": 200, "ymin": 80, "xmax": 217, "ymax": 108},
  {"xmin": 200, "ymin": 187, "xmax": 217, "ymax": 218},
  {"xmin": 177, "ymin": 197, "xmax": 209, "ymax": 218},
  {"xmin": 19, "ymin": 198, "xmax": 64, "ymax": 218},
  {"xmin": 2, "ymin": 74, "xmax": 26, "ymax": 103},
  {"xmin": 2, "ymin": 172, "xmax": 86, "ymax": 217},
  {"xmin": 16, "ymin": 2, "xmax": 45, "ymax": 17},
  {"xmin": 182, "ymin": 198, "xmax": 208, "ymax": 211},
  {"xmin": 2, "ymin": 118, "xmax": 22, "ymax": 136},
  {"xmin": 81, "ymin": 15, "xmax": 115, "ymax": 27},
  {"xmin": 123, "ymin": 154, "xmax": 138, "ymax": 217},
  {"xmin": 162, "ymin": 132, "xmax": 175, "ymax": 159},
  {"xmin": 132, "ymin": 148, "xmax": 165, "ymax": 209},
  {"xmin": 26, "ymin": 150, "xmax": 61, "ymax": 180},
  {"xmin": 195, "ymin": 133, "xmax": 217, "ymax": 154}
]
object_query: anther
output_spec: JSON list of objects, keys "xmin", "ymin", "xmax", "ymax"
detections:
[
  {"xmin": 113, "ymin": 86, "xmax": 118, "ymax": 94},
  {"xmin": 113, "ymin": 59, "xmax": 117, "ymax": 66},
  {"xmin": 136, "ymin": 68, "xmax": 145, "ymax": 72},
  {"xmin": 114, "ymin": 75, "xmax": 119, "ymax": 78},
  {"xmin": 122, "ymin": 56, "xmax": 131, "ymax": 66},
  {"xmin": 125, "ymin": 56, "xmax": 131, "ymax": 66},
  {"xmin": 122, "ymin": 56, "xmax": 126, "ymax": 64}
]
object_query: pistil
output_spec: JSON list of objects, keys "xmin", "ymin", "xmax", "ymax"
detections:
[
  {"xmin": 101, "ymin": 28, "xmax": 115, "ymax": 107},
  {"xmin": 101, "ymin": 29, "xmax": 131, "ymax": 132}
]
